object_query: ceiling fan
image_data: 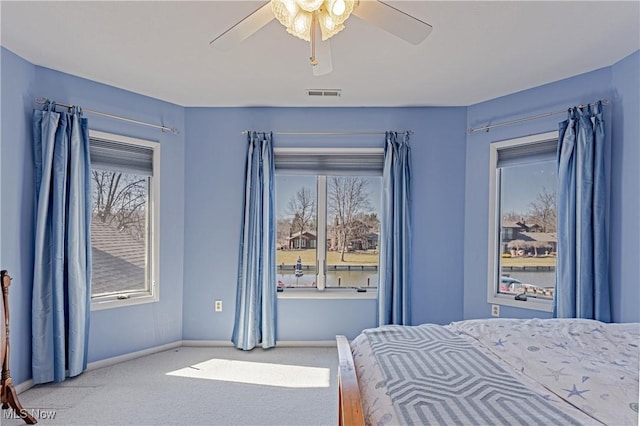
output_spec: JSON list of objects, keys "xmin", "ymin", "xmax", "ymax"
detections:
[{"xmin": 210, "ymin": 0, "xmax": 433, "ymax": 76}]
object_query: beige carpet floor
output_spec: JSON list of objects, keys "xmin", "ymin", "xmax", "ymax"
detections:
[{"xmin": 4, "ymin": 346, "xmax": 338, "ymax": 426}]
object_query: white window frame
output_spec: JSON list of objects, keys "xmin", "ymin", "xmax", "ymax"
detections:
[
  {"xmin": 316, "ymin": 175, "xmax": 328, "ymax": 290},
  {"xmin": 89, "ymin": 130, "xmax": 160, "ymax": 311},
  {"xmin": 487, "ymin": 131, "xmax": 557, "ymax": 312},
  {"xmin": 274, "ymin": 147, "xmax": 383, "ymax": 297}
]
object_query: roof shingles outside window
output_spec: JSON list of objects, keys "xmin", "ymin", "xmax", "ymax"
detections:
[{"xmin": 91, "ymin": 219, "xmax": 145, "ymax": 295}]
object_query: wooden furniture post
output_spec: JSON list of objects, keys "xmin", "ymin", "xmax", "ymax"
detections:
[
  {"xmin": 1, "ymin": 270, "xmax": 37, "ymax": 424},
  {"xmin": 335, "ymin": 335, "xmax": 364, "ymax": 426}
]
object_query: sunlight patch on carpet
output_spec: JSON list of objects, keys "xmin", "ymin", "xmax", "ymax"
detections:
[{"xmin": 166, "ymin": 358, "xmax": 330, "ymax": 388}]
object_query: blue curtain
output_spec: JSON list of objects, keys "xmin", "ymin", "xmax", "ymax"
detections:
[
  {"xmin": 378, "ymin": 132, "xmax": 412, "ymax": 326},
  {"xmin": 232, "ymin": 132, "xmax": 277, "ymax": 350},
  {"xmin": 32, "ymin": 101, "xmax": 92, "ymax": 384},
  {"xmin": 554, "ymin": 101, "xmax": 610, "ymax": 321}
]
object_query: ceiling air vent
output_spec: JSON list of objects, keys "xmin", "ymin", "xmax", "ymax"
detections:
[{"xmin": 306, "ymin": 89, "xmax": 341, "ymax": 98}]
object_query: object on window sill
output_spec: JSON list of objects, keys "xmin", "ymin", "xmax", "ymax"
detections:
[{"xmin": 276, "ymin": 286, "xmax": 376, "ymax": 293}]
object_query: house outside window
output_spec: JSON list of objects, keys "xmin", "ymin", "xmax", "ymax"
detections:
[
  {"xmin": 89, "ymin": 131, "xmax": 160, "ymax": 310},
  {"xmin": 274, "ymin": 148, "xmax": 382, "ymax": 292},
  {"xmin": 487, "ymin": 131, "xmax": 558, "ymax": 311}
]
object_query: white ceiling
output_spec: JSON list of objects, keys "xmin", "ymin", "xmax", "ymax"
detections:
[{"xmin": 1, "ymin": 1, "xmax": 638, "ymax": 107}]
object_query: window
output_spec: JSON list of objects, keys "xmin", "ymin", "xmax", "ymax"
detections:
[
  {"xmin": 487, "ymin": 131, "xmax": 557, "ymax": 311},
  {"xmin": 89, "ymin": 131, "xmax": 160, "ymax": 309},
  {"xmin": 274, "ymin": 148, "xmax": 382, "ymax": 292}
]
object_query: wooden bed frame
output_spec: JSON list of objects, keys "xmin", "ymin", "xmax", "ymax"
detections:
[
  {"xmin": 1, "ymin": 270, "xmax": 37, "ymax": 424},
  {"xmin": 335, "ymin": 335, "xmax": 364, "ymax": 426}
]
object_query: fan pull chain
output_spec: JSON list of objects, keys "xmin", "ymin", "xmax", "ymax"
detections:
[{"xmin": 310, "ymin": 13, "xmax": 318, "ymax": 66}]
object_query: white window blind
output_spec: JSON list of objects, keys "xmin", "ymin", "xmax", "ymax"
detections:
[
  {"xmin": 90, "ymin": 137, "xmax": 154, "ymax": 176},
  {"xmin": 497, "ymin": 139, "xmax": 557, "ymax": 168},
  {"xmin": 274, "ymin": 147, "xmax": 384, "ymax": 176}
]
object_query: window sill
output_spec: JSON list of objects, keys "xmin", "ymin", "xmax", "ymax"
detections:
[
  {"xmin": 91, "ymin": 293, "xmax": 158, "ymax": 311},
  {"xmin": 488, "ymin": 293, "xmax": 552, "ymax": 312},
  {"xmin": 277, "ymin": 288, "xmax": 377, "ymax": 300}
]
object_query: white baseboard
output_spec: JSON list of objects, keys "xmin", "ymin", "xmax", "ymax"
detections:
[
  {"xmin": 15, "ymin": 379, "xmax": 35, "ymax": 395},
  {"xmin": 15, "ymin": 341, "xmax": 185, "ymax": 393},
  {"xmin": 87, "ymin": 341, "xmax": 182, "ymax": 371},
  {"xmin": 181, "ymin": 340, "xmax": 234, "ymax": 347}
]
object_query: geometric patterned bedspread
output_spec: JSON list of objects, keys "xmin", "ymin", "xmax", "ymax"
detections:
[
  {"xmin": 450, "ymin": 318, "xmax": 640, "ymax": 426},
  {"xmin": 352, "ymin": 319, "xmax": 639, "ymax": 426}
]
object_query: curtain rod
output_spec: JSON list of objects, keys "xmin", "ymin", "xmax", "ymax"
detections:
[
  {"xmin": 35, "ymin": 97, "xmax": 179, "ymax": 135},
  {"xmin": 467, "ymin": 98, "xmax": 609, "ymax": 134},
  {"xmin": 241, "ymin": 130, "xmax": 412, "ymax": 136}
]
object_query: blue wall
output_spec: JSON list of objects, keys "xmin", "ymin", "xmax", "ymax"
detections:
[
  {"xmin": 1, "ymin": 45, "xmax": 638, "ymax": 387},
  {"xmin": 610, "ymin": 51, "xmax": 640, "ymax": 323},
  {"xmin": 182, "ymin": 107, "xmax": 468, "ymax": 341},
  {"xmin": 463, "ymin": 52, "xmax": 639, "ymax": 323},
  {"xmin": 0, "ymin": 47, "xmax": 186, "ymax": 384},
  {"xmin": 1, "ymin": 48, "xmax": 37, "ymax": 387}
]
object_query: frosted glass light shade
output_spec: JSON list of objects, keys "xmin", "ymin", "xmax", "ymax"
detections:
[
  {"xmin": 291, "ymin": 10, "xmax": 312, "ymax": 38},
  {"xmin": 327, "ymin": 0, "xmax": 354, "ymax": 25},
  {"xmin": 272, "ymin": 0, "xmax": 300, "ymax": 28},
  {"xmin": 271, "ymin": 0, "xmax": 355, "ymax": 42},
  {"xmin": 296, "ymin": 0, "xmax": 325, "ymax": 12}
]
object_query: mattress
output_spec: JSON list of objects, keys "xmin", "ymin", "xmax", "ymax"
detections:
[{"xmin": 350, "ymin": 318, "xmax": 639, "ymax": 426}]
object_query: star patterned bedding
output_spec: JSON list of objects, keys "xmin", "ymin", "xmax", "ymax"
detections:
[{"xmin": 350, "ymin": 318, "xmax": 639, "ymax": 426}]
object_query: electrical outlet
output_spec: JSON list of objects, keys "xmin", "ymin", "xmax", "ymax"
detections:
[
  {"xmin": 491, "ymin": 304, "xmax": 500, "ymax": 317},
  {"xmin": 215, "ymin": 300, "xmax": 222, "ymax": 312}
]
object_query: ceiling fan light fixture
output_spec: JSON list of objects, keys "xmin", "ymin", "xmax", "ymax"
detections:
[
  {"xmin": 271, "ymin": 0, "xmax": 355, "ymax": 42},
  {"xmin": 211, "ymin": 0, "xmax": 433, "ymax": 76}
]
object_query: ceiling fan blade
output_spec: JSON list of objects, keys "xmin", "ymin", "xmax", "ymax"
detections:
[
  {"xmin": 210, "ymin": 2, "xmax": 274, "ymax": 50},
  {"xmin": 353, "ymin": 0, "xmax": 433, "ymax": 45},
  {"xmin": 312, "ymin": 39, "xmax": 333, "ymax": 76}
]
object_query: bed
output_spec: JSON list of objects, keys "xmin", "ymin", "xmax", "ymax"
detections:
[{"xmin": 336, "ymin": 318, "xmax": 639, "ymax": 426}]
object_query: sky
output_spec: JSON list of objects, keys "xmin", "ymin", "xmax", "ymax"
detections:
[
  {"xmin": 500, "ymin": 160, "xmax": 556, "ymax": 216},
  {"xmin": 276, "ymin": 175, "xmax": 382, "ymax": 220}
]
